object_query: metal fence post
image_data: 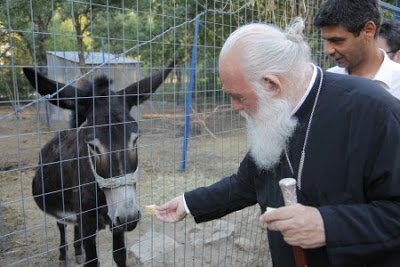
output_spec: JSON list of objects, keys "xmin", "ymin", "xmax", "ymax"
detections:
[{"xmin": 181, "ymin": 17, "xmax": 200, "ymax": 171}]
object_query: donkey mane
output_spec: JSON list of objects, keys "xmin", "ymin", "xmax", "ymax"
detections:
[{"xmin": 78, "ymin": 76, "xmax": 114, "ymax": 97}]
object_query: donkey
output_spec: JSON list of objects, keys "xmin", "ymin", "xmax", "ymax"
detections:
[{"xmin": 23, "ymin": 61, "xmax": 175, "ymax": 266}]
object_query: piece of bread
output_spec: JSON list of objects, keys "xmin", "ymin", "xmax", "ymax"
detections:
[{"xmin": 145, "ymin": 204, "xmax": 159, "ymax": 215}]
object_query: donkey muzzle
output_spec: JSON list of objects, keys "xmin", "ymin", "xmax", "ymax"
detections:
[{"xmin": 103, "ymin": 186, "xmax": 141, "ymax": 231}]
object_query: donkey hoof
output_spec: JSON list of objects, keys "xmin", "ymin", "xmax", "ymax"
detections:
[
  {"xmin": 59, "ymin": 260, "xmax": 68, "ymax": 267},
  {"xmin": 75, "ymin": 254, "xmax": 84, "ymax": 264}
]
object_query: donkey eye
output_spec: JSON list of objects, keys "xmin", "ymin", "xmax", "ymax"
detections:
[
  {"xmin": 88, "ymin": 143, "xmax": 101, "ymax": 155},
  {"xmin": 129, "ymin": 134, "xmax": 139, "ymax": 151},
  {"xmin": 128, "ymin": 141, "xmax": 137, "ymax": 152},
  {"xmin": 133, "ymin": 136, "xmax": 140, "ymax": 148}
]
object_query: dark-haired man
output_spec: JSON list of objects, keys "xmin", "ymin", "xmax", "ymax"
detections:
[
  {"xmin": 378, "ymin": 19, "xmax": 400, "ymax": 63},
  {"xmin": 313, "ymin": 0, "xmax": 400, "ymax": 98}
]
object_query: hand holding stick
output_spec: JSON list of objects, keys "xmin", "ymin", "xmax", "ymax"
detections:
[{"xmin": 279, "ymin": 178, "xmax": 308, "ymax": 267}]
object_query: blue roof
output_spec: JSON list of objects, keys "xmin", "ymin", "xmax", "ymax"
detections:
[{"xmin": 47, "ymin": 51, "xmax": 141, "ymax": 65}]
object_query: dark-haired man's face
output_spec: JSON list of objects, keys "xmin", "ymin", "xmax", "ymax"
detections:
[{"xmin": 320, "ymin": 25, "xmax": 367, "ymax": 71}]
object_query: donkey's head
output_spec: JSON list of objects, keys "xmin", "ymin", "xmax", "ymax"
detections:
[{"xmin": 23, "ymin": 61, "xmax": 175, "ymax": 231}]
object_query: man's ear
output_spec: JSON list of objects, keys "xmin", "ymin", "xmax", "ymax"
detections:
[
  {"xmin": 262, "ymin": 74, "xmax": 283, "ymax": 97},
  {"xmin": 393, "ymin": 50, "xmax": 400, "ymax": 64},
  {"xmin": 363, "ymin": 21, "xmax": 376, "ymax": 41}
]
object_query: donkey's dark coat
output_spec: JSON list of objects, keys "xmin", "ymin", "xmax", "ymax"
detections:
[{"xmin": 24, "ymin": 61, "xmax": 175, "ymax": 267}]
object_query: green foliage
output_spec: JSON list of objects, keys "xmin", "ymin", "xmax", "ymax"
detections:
[
  {"xmin": 382, "ymin": 0, "xmax": 399, "ymax": 19},
  {"xmin": 1, "ymin": 0, "xmax": 399, "ymax": 102}
]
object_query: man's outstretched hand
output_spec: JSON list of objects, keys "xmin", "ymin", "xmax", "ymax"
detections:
[{"xmin": 156, "ymin": 195, "xmax": 187, "ymax": 223}]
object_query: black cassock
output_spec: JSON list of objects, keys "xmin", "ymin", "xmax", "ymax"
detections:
[{"xmin": 185, "ymin": 69, "xmax": 400, "ymax": 267}]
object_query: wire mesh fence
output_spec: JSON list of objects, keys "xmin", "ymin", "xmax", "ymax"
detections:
[{"xmin": 1, "ymin": 0, "xmax": 397, "ymax": 266}]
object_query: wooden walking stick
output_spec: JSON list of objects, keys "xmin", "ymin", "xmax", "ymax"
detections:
[{"xmin": 279, "ymin": 178, "xmax": 308, "ymax": 267}]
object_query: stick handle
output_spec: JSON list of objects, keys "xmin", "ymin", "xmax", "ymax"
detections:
[
  {"xmin": 279, "ymin": 178, "xmax": 297, "ymax": 205},
  {"xmin": 279, "ymin": 178, "xmax": 308, "ymax": 267},
  {"xmin": 293, "ymin": 246, "xmax": 308, "ymax": 267}
]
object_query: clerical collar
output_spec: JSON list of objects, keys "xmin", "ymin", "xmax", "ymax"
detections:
[{"xmin": 290, "ymin": 64, "xmax": 318, "ymax": 116}]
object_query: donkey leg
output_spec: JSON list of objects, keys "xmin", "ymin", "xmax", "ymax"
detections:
[
  {"xmin": 83, "ymin": 233, "xmax": 99, "ymax": 267},
  {"xmin": 57, "ymin": 222, "xmax": 68, "ymax": 266},
  {"xmin": 74, "ymin": 225, "xmax": 84, "ymax": 264},
  {"xmin": 81, "ymin": 218, "xmax": 99, "ymax": 267},
  {"xmin": 82, "ymin": 234, "xmax": 98, "ymax": 267},
  {"xmin": 112, "ymin": 231, "xmax": 127, "ymax": 267}
]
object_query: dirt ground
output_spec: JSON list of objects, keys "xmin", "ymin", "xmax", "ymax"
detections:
[{"xmin": 0, "ymin": 103, "xmax": 272, "ymax": 266}]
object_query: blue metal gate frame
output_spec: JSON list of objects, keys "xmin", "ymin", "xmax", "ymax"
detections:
[{"xmin": 380, "ymin": 1, "xmax": 400, "ymax": 20}]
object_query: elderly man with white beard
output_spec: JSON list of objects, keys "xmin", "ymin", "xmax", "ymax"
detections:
[{"xmin": 155, "ymin": 18, "xmax": 400, "ymax": 267}]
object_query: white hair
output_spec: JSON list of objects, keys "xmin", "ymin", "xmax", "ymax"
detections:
[{"xmin": 219, "ymin": 18, "xmax": 311, "ymax": 89}]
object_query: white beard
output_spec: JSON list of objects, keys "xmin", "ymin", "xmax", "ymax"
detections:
[{"xmin": 241, "ymin": 91, "xmax": 298, "ymax": 170}]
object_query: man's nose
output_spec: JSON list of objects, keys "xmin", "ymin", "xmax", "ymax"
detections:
[
  {"xmin": 325, "ymin": 42, "xmax": 335, "ymax": 56},
  {"xmin": 231, "ymin": 99, "xmax": 242, "ymax": 111}
]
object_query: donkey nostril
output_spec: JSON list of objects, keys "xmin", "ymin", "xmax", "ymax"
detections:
[
  {"xmin": 115, "ymin": 215, "xmax": 131, "ymax": 225},
  {"xmin": 115, "ymin": 209, "xmax": 141, "ymax": 226}
]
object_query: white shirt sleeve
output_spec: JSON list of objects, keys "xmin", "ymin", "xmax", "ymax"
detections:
[{"xmin": 182, "ymin": 194, "xmax": 191, "ymax": 214}]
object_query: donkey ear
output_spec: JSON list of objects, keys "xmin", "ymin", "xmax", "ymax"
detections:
[
  {"xmin": 23, "ymin": 67, "xmax": 87, "ymax": 111},
  {"xmin": 119, "ymin": 60, "xmax": 177, "ymax": 107}
]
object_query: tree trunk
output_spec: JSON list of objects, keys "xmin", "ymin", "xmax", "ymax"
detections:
[
  {"xmin": 74, "ymin": 14, "xmax": 86, "ymax": 78},
  {"xmin": 33, "ymin": 15, "xmax": 51, "ymax": 75}
]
